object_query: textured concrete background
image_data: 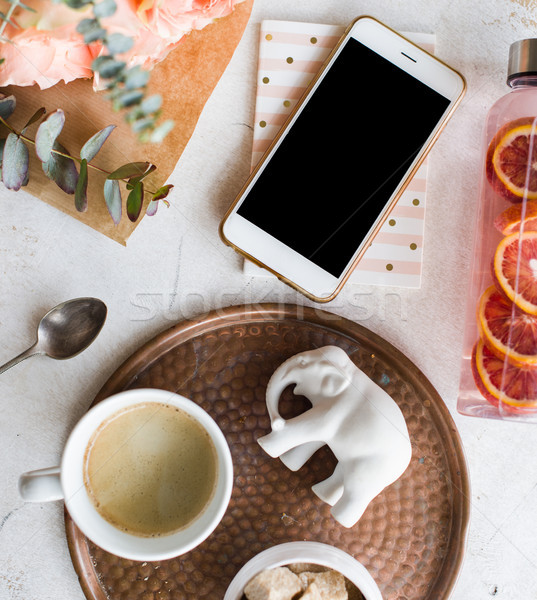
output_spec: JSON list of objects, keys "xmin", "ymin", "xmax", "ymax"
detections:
[{"xmin": 1, "ymin": 1, "xmax": 537, "ymax": 598}]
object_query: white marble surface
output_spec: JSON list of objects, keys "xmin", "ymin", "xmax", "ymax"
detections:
[{"xmin": 1, "ymin": 1, "xmax": 537, "ymax": 598}]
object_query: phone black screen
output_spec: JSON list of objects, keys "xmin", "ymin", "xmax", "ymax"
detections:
[{"xmin": 236, "ymin": 37, "xmax": 451, "ymax": 278}]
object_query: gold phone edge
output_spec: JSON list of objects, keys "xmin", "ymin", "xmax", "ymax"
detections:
[{"xmin": 218, "ymin": 15, "xmax": 467, "ymax": 304}]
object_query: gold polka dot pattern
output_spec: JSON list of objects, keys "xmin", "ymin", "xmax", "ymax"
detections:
[{"xmin": 66, "ymin": 305, "xmax": 469, "ymax": 600}]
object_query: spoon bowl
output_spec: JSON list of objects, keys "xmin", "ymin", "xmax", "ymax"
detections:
[
  {"xmin": 37, "ymin": 298, "xmax": 107, "ymax": 360},
  {"xmin": 0, "ymin": 298, "xmax": 107, "ymax": 375}
]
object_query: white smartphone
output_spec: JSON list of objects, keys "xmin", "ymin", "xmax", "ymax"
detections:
[{"xmin": 220, "ymin": 15, "xmax": 466, "ymax": 302}]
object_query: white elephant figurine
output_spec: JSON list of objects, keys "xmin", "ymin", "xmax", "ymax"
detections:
[{"xmin": 257, "ymin": 346, "xmax": 412, "ymax": 528}]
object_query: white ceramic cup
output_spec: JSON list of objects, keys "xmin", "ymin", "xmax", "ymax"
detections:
[
  {"xmin": 224, "ymin": 541, "xmax": 383, "ymax": 600},
  {"xmin": 19, "ymin": 388, "xmax": 234, "ymax": 561}
]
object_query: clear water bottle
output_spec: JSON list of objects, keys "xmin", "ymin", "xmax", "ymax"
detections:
[{"xmin": 458, "ymin": 39, "xmax": 537, "ymax": 421}]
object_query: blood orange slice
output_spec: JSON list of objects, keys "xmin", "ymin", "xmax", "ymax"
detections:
[
  {"xmin": 472, "ymin": 338, "xmax": 537, "ymax": 409},
  {"xmin": 486, "ymin": 117, "xmax": 537, "ymax": 202},
  {"xmin": 477, "ymin": 285, "xmax": 537, "ymax": 366},
  {"xmin": 494, "ymin": 200, "xmax": 537, "ymax": 235},
  {"xmin": 493, "ymin": 231, "xmax": 537, "ymax": 315}
]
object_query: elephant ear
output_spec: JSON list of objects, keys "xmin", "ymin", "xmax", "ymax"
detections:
[{"xmin": 320, "ymin": 370, "xmax": 349, "ymax": 397}]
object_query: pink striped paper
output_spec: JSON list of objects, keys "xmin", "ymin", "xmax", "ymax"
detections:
[{"xmin": 243, "ymin": 20, "xmax": 436, "ymax": 288}]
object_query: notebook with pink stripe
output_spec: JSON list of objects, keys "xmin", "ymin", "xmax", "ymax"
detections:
[{"xmin": 242, "ymin": 20, "xmax": 436, "ymax": 289}]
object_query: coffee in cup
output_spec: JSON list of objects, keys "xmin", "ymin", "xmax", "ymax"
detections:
[{"xmin": 84, "ymin": 401, "xmax": 218, "ymax": 537}]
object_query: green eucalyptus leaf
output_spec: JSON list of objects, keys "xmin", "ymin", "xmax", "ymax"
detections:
[
  {"xmin": 80, "ymin": 124, "xmax": 115, "ymax": 162},
  {"xmin": 130, "ymin": 116, "xmax": 155, "ymax": 133},
  {"xmin": 152, "ymin": 184, "xmax": 173, "ymax": 201},
  {"xmin": 42, "ymin": 141, "xmax": 79, "ymax": 194},
  {"xmin": 104, "ymin": 79, "xmax": 119, "ymax": 91},
  {"xmin": 145, "ymin": 199, "xmax": 158, "ymax": 216},
  {"xmin": 2, "ymin": 133, "xmax": 29, "ymax": 191},
  {"xmin": 35, "ymin": 109, "xmax": 65, "ymax": 162},
  {"xmin": 76, "ymin": 18, "xmax": 99, "ymax": 34},
  {"xmin": 127, "ymin": 163, "xmax": 156, "ymax": 186},
  {"xmin": 139, "ymin": 94, "xmax": 162, "ymax": 116},
  {"xmin": 149, "ymin": 119, "xmax": 174, "ymax": 143},
  {"xmin": 137, "ymin": 130, "xmax": 152, "ymax": 144},
  {"xmin": 92, "ymin": 56, "xmax": 126, "ymax": 79},
  {"xmin": 107, "ymin": 161, "xmax": 150, "ymax": 180},
  {"xmin": 105, "ymin": 33, "xmax": 134, "ymax": 54},
  {"xmin": 103, "ymin": 178, "xmax": 122, "ymax": 224},
  {"xmin": 124, "ymin": 66, "xmax": 150, "ymax": 90},
  {"xmin": 93, "ymin": 0, "xmax": 117, "ymax": 18},
  {"xmin": 91, "ymin": 56, "xmax": 109, "ymax": 71},
  {"xmin": 22, "ymin": 107, "xmax": 46, "ymax": 133},
  {"xmin": 114, "ymin": 89, "xmax": 143, "ymax": 109},
  {"xmin": 126, "ymin": 181, "xmax": 143, "ymax": 222},
  {"xmin": 84, "ymin": 27, "xmax": 106, "ymax": 43},
  {"xmin": 101, "ymin": 60, "xmax": 126, "ymax": 79},
  {"xmin": 0, "ymin": 94, "xmax": 16, "ymax": 120},
  {"xmin": 75, "ymin": 158, "xmax": 88, "ymax": 212},
  {"xmin": 62, "ymin": 0, "xmax": 91, "ymax": 8},
  {"xmin": 145, "ymin": 184, "xmax": 172, "ymax": 216},
  {"xmin": 78, "ymin": 19, "xmax": 106, "ymax": 43}
]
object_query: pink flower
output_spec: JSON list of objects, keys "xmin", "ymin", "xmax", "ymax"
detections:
[
  {"xmin": 137, "ymin": 0, "xmax": 239, "ymax": 41},
  {"xmin": 0, "ymin": 0, "xmax": 243, "ymax": 89},
  {"xmin": 98, "ymin": 0, "xmax": 243, "ymax": 70},
  {"xmin": 0, "ymin": 0, "xmax": 96, "ymax": 88},
  {"xmin": 0, "ymin": 26, "xmax": 96, "ymax": 89}
]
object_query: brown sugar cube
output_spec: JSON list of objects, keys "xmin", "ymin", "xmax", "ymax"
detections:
[
  {"xmin": 301, "ymin": 582, "xmax": 323, "ymax": 600},
  {"xmin": 298, "ymin": 570, "xmax": 348, "ymax": 600},
  {"xmin": 244, "ymin": 567, "xmax": 302, "ymax": 600}
]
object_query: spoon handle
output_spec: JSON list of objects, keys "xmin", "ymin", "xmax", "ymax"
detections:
[{"xmin": 0, "ymin": 345, "xmax": 39, "ymax": 375}]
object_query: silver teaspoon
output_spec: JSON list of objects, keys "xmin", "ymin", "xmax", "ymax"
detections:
[{"xmin": 0, "ymin": 297, "xmax": 107, "ymax": 375}]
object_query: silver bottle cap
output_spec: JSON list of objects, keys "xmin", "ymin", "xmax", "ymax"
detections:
[{"xmin": 507, "ymin": 39, "xmax": 537, "ymax": 85}]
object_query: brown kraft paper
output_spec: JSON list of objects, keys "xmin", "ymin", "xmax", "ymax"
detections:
[{"xmin": 0, "ymin": 0, "xmax": 253, "ymax": 245}]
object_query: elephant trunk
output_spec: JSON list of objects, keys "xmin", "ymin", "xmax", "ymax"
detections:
[{"xmin": 265, "ymin": 367, "xmax": 295, "ymax": 431}]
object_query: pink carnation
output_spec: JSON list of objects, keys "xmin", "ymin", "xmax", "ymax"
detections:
[
  {"xmin": 137, "ymin": 0, "xmax": 239, "ymax": 41},
  {"xmin": 0, "ymin": 27, "xmax": 96, "ymax": 89},
  {"xmin": 0, "ymin": 0, "xmax": 244, "ymax": 89},
  {"xmin": 98, "ymin": 0, "xmax": 244, "ymax": 70}
]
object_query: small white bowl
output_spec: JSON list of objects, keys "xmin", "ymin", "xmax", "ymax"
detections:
[{"xmin": 224, "ymin": 541, "xmax": 383, "ymax": 600}]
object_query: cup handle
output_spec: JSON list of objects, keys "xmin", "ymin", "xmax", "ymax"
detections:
[{"xmin": 19, "ymin": 467, "xmax": 64, "ymax": 502}]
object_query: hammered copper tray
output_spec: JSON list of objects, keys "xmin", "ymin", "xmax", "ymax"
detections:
[{"xmin": 65, "ymin": 304, "xmax": 470, "ymax": 600}]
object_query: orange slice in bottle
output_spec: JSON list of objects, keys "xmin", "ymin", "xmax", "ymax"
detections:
[
  {"xmin": 494, "ymin": 199, "xmax": 537, "ymax": 235},
  {"xmin": 477, "ymin": 285, "xmax": 537, "ymax": 366},
  {"xmin": 493, "ymin": 231, "xmax": 537, "ymax": 315},
  {"xmin": 472, "ymin": 339, "xmax": 537, "ymax": 410},
  {"xmin": 486, "ymin": 117, "xmax": 537, "ymax": 202}
]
